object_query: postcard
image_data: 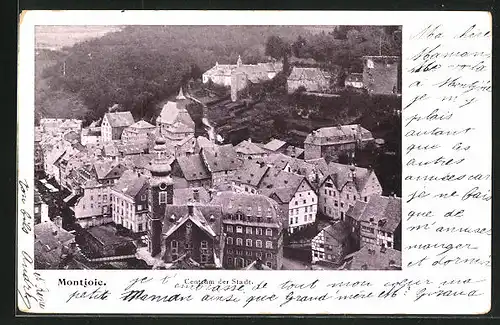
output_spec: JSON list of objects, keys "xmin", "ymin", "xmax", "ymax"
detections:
[{"xmin": 17, "ymin": 10, "xmax": 491, "ymax": 314}]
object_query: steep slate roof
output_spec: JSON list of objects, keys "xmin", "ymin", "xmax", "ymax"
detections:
[
  {"xmin": 86, "ymin": 225, "xmax": 134, "ymax": 246},
  {"xmin": 176, "ymin": 154, "xmax": 211, "ymax": 181},
  {"xmin": 103, "ymin": 142, "xmax": 119, "ymax": 156},
  {"xmin": 323, "ymin": 163, "xmax": 375, "ymax": 193},
  {"xmin": 347, "ymin": 195, "xmax": 401, "ymax": 233},
  {"xmin": 233, "ymin": 160, "xmax": 269, "ymax": 187},
  {"xmin": 157, "ymin": 90, "xmax": 195, "ymax": 128},
  {"xmin": 196, "ymin": 136, "xmax": 215, "ymax": 150},
  {"xmin": 201, "ymin": 144, "xmax": 242, "ymax": 173},
  {"xmin": 104, "ymin": 111, "xmax": 134, "ymax": 128},
  {"xmin": 304, "ymin": 124, "xmax": 373, "ymax": 145},
  {"xmin": 343, "ymin": 245, "xmax": 402, "ymax": 270},
  {"xmin": 128, "ymin": 120, "xmax": 155, "ymax": 129},
  {"xmin": 162, "ymin": 204, "xmax": 223, "ymax": 238},
  {"xmin": 234, "ymin": 139, "xmax": 267, "ymax": 156},
  {"xmin": 173, "ymin": 187, "xmax": 210, "ymax": 205},
  {"xmin": 263, "ymin": 139, "xmax": 287, "ymax": 152},
  {"xmin": 34, "ymin": 221, "xmax": 75, "ymax": 268},
  {"xmin": 112, "ymin": 170, "xmax": 148, "ymax": 199},
  {"xmin": 287, "ymin": 67, "xmax": 331, "ymax": 81},
  {"xmin": 258, "ymin": 168, "xmax": 310, "ymax": 204},
  {"xmin": 316, "ymin": 222, "xmax": 350, "ymax": 245},
  {"xmin": 93, "ymin": 161, "xmax": 127, "ymax": 180},
  {"xmin": 210, "ymin": 191, "xmax": 283, "ymax": 229}
]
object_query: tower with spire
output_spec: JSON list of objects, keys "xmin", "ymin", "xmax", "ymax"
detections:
[{"xmin": 146, "ymin": 136, "xmax": 174, "ymax": 256}]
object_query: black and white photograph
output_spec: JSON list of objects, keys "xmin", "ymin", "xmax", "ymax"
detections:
[{"xmin": 34, "ymin": 25, "xmax": 402, "ymax": 271}]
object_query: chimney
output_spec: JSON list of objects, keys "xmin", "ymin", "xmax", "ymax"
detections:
[
  {"xmin": 193, "ymin": 189, "xmax": 200, "ymax": 202},
  {"xmin": 248, "ymin": 138, "xmax": 252, "ymax": 143},
  {"xmin": 216, "ymin": 61, "xmax": 218, "ymax": 66},
  {"xmin": 188, "ymin": 204, "xmax": 194, "ymax": 216}
]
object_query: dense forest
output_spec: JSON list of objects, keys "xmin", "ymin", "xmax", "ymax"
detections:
[{"xmin": 35, "ymin": 25, "xmax": 401, "ymax": 126}]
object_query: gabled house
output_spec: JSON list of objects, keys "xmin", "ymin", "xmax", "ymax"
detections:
[
  {"xmin": 121, "ymin": 120, "xmax": 156, "ymax": 143},
  {"xmin": 161, "ymin": 204, "xmax": 224, "ymax": 268},
  {"xmin": 259, "ymin": 168, "xmax": 318, "ymax": 234},
  {"xmin": 171, "ymin": 154, "xmax": 212, "ymax": 188},
  {"xmin": 101, "ymin": 111, "xmax": 135, "ymax": 143},
  {"xmin": 110, "ymin": 170, "xmax": 149, "ymax": 233},
  {"xmin": 234, "ymin": 138, "xmax": 267, "ymax": 160},
  {"xmin": 311, "ymin": 221, "xmax": 350, "ymax": 268},
  {"xmin": 232, "ymin": 160, "xmax": 269, "ymax": 194},
  {"xmin": 346, "ymin": 194, "xmax": 401, "ymax": 251},
  {"xmin": 318, "ymin": 163, "xmax": 382, "ymax": 221},
  {"xmin": 156, "ymin": 88, "xmax": 195, "ymax": 145},
  {"xmin": 200, "ymin": 144, "xmax": 243, "ymax": 188}
]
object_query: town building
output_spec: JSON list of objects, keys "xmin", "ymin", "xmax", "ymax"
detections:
[
  {"xmin": 200, "ymin": 144, "xmax": 243, "ymax": 188},
  {"xmin": 34, "ymin": 218, "xmax": 78, "ymax": 269},
  {"xmin": 171, "ymin": 154, "xmax": 212, "ymax": 188},
  {"xmin": 262, "ymin": 139, "xmax": 287, "ymax": 154},
  {"xmin": 234, "ymin": 138, "xmax": 267, "ymax": 160},
  {"xmin": 83, "ymin": 225, "xmax": 136, "ymax": 258},
  {"xmin": 40, "ymin": 118, "xmax": 82, "ymax": 135},
  {"xmin": 232, "ymin": 160, "xmax": 270, "ymax": 194},
  {"xmin": 210, "ymin": 191, "xmax": 284, "ymax": 270},
  {"xmin": 362, "ymin": 56, "xmax": 400, "ymax": 95},
  {"xmin": 346, "ymin": 194, "xmax": 402, "ymax": 250},
  {"xmin": 194, "ymin": 136, "xmax": 216, "ymax": 153},
  {"xmin": 121, "ymin": 120, "xmax": 156, "ymax": 143},
  {"xmin": 101, "ymin": 111, "xmax": 135, "ymax": 143},
  {"xmin": 111, "ymin": 170, "xmax": 149, "ymax": 233},
  {"xmin": 34, "ymin": 187, "xmax": 49, "ymax": 224},
  {"xmin": 344, "ymin": 73, "xmax": 364, "ymax": 88},
  {"xmin": 80, "ymin": 126, "xmax": 102, "ymax": 146},
  {"xmin": 304, "ymin": 124, "xmax": 374, "ymax": 161},
  {"xmin": 287, "ymin": 67, "xmax": 331, "ymax": 93},
  {"xmin": 202, "ymin": 55, "xmax": 282, "ymax": 87},
  {"xmin": 311, "ymin": 222, "xmax": 350, "ymax": 267},
  {"xmin": 156, "ymin": 88, "xmax": 196, "ymax": 151},
  {"xmin": 341, "ymin": 244, "xmax": 402, "ymax": 270},
  {"xmin": 259, "ymin": 168, "xmax": 317, "ymax": 234},
  {"xmin": 318, "ymin": 163, "xmax": 382, "ymax": 221}
]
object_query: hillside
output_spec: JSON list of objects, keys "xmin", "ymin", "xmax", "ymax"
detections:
[{"xmin": 35, "ymin": 25, "xmax": 311, "ymax": 124}]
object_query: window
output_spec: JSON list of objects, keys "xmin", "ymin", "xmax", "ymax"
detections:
[
  {"xmin": 228, "ymin": 257, "xmax": 233, "ymax": 265},
  {"xmin": 137, "ymin": 204, "xmax": 143, "ymax": 211},
  {"xmin": 354, "ymin": 195, "xmax": 357, "ymax": 201},
  {"xmin": 185, "ymin": 242, "xmax": 192, "ymax": 249},
  {"xmin": 236, "ymin": 238, "xmax": 243, "ymax": 246},
  {"xmin": 103, "ymin": 195, "xmax": 107, "ymax": 201},
  {"xmin": 364, "ymin": 197, "xmax": 368, "ymax": 202},
  {"xmin": 289, "ymin": 218, "xmax": 293, "ymax": 225},
  {"xmin": 141, "ymin": 194, "xmax": 147, "ymax": 201},
  {"xmin": 341, "ymin": 202, "xmax": 344, "ymax": 208},
  {"xmin": 347, "ymin": 194, "xmax": 350, "ymax": 200},
  {"xmin": 333, "ymin": 191, "xmax": 336, "ymax": 197},
  {"xmin": 159, "ymin": 192, "xmax": 167, "ymax": 204},
  {"xmin": 236, "ymin": 250, "xmax": 243, "ymax": 255},
  {"xmin": 246, "ymin": 239, "xmax": 252, "ymax": 247},
  {"xmin": 34, "ymin": 206, "xmax": 40, "ymax": 213},
  {"xmin": 98, "ymin": 194, "xmax": 101, "ymax": 201},
  {"xmin": 236, "ymin": 226, "xmax": 243, "ymax": 233},
  {"xmin": 90, "ymin": 195, "xmax": 94, "ymax": 201},
  {"xmin": 324, "ymin": 189, "xmax": 327, "ymax": 194},
  {"xmin": 387, "ymin": 242, "xmax": 392, "ymax": 248},
  {"xmin": 227, "ymin": 237, "xmax": 233, "ymax": 245},
  {"xmin": 305, "ymin": 206, "xmax": 308, "ymax": 213},
  {"xmin": 227, "ymin": 249, "xmax": 233, "ymax": 254},
  {"xmin": 334, "ymin": 200, "xmax": 338, "ymax": 207},
  {"xmin": 304, "ymin": 215, "xmax": 307, "ymax": 222},
  {"xmin": 256, "ymin": 252, "xmax": 262, "ymax": 258},
  {"xmin": 227, "ymin": 225, "xmax": 233, "ymax": 232},
  {"xmin": 256, "ymin": 228, "xmax": 262, "ymax": 235},
  {"xmin": 265, "ymin": 241, "xmax": 273, "ymax": 249},
  {"xmin": 295, "ymin": 217, "xmax": 298, "ymax": 224},
  {"xmin": 266, "ymin": 253, "xmax": 272, "ymax": 259},
  {"xmin": 201, "ymin": 254, "xmax": 208, "ymax": 263},
  {"xmin": 256, "ymin": 240, "xmax": 262, "ymax": 248},
  {"xmin": 266, "ymin": 262, "xmax": 272, "ymax": 268},
  {"xmin": 90, "ymin": 204, "xmax": 93, "ymax": 209},
  {"xmin": 328, "ymin": 190, "xmax": 332, "ymax": 196},
  {"xmin": 312, "ymin": 197, "xmax": 315, "ymax": 202},
  {"xmin": 171, "ymin": 240, "xmax": 178, "ymax": 252},
  {"xmin": 387, "ymin": 233, "xmax": 392, "ymax": 238},
  {"xmin": 201, "ymin": 240, "xmax": 208, "ymax": 249},
  {"xmin": 246, "ymin": 227, "xmax": 252, "ymax": 234},
  {"xmin": 246, "ymin": 251, "xmax": 252, "ymax": 256},
  {"xmin": 138, "ymin": 224, "xmax": 143, "ymax": 231},
  {"xmin": 295, "ymin": 201, "xmax": 298, "ymax": 205},
  {"xmin": 266, "ymin": 228, "xmax": 272, "ymax": 236},
  {"xmin": 303, "ymin": 200, "xmax": 306, "ymax": 204}
]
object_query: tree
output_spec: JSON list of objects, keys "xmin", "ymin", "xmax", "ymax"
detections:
[
  {"xmin": 265, "ymin": 35, "xmax": 290, "ymax": 60},
  {"xmin": 291, "ymin": 35, "xmax": 307, "ymax": 58}
]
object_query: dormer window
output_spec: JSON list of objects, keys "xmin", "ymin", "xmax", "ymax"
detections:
[{"xmin": 169, "ymin": 215, "xmax": 176, "ymax": 222}]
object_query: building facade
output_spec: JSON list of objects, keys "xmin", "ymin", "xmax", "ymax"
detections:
[
  {"xmin": 311, "ymin": 222, "xmax": 350, "ymax": 267},
  {"xmin": 121, "ymin": 120, "xmax": 156, "ymax": 143},
  {"xmin": 101, "ymin": 111, "xmax": 135, "ymax": 143},
  {"xmin": 211, "ymin": 192, "xmax": 284, "ymax": 270},
  {"xmin": 287, "ymin": 67, "xmax": 331, "ymax": 93},
  {"xmin": 318, "ymin": 163, "xmax": 383, "ymax": 221}
]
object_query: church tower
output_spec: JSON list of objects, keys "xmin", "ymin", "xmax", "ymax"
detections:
[{"xmin": 147, "ymin": 136, "xmax": 174, "ymax": 257}]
